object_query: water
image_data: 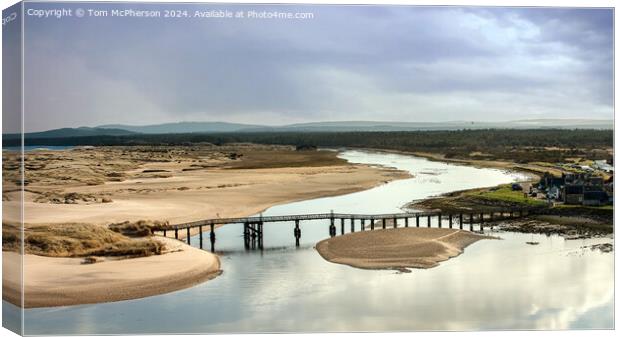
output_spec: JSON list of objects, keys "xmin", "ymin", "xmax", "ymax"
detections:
[
  {"xmin": 2, "ymin": 145, "xmax": 76, "ymax": 152},
  {"xmin": 9, "ymin": 150, "xmax": 614, "ymax": 334}
]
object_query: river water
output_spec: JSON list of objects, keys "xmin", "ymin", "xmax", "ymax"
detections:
[{"xmin": 8, "ymin": 150, "xmax": 614, "ymax": 334}]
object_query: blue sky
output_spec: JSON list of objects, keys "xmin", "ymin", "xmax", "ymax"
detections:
[{"xmin": 19, "ymin": 3, "xmax": 614, "ymax": 131}]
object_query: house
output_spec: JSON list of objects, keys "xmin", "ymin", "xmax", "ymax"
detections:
[
  {"xmin": 583, "ymin": 191, "xmax": 609, "ymax": 206},
  {"xmin": 563, "ymin": 184, "xmax": 584, "ymax": 205},
  {"xmin": 547, "ymin": 186, "xmax": 560, "ymax": 200}
]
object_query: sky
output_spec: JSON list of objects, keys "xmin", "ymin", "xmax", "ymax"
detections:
[{"xmin": 14, "ymin": 3, "xmax": 615, "ymax": 132}]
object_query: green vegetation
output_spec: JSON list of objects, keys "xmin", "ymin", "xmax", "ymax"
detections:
[
  {"xmin": 9, "ymin": 129, "xmax": 613, "ymax": 164},
  {"xmin": 466, "ymin": 185, "xmax": 548, "ymax": 206},
  {"xmin": 2, "ymin": 222, "xmax": 164, "ymax": 258}
]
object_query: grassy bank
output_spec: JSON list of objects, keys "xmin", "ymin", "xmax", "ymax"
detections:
[{"xmin": 2, "ymin": 221, "xmax": 165, "ymax": 258}]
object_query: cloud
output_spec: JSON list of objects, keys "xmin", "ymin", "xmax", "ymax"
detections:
[{"xmin": 22, "ymin": 4, "xmax": 613, "ymax": 131}]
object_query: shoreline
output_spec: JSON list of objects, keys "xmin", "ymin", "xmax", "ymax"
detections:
[
  {"xmin": 316, "ymin": 228, "xmax": 493, "ymax": 270},
  {"xmin": 2, "ymin": 237, "xmax": 221, "ymax": 309},
  {"xmin": 3, "ymin": 147, "xmax": 413, "ymax": 308}
]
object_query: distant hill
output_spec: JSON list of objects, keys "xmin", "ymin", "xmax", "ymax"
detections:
[
  {"xmin": 98, "ymin": 122, "xmax": 263, "ymax": 134},
  {"xmin": 4, "ymin": 127, "xmax": 137, "ymax": 140},
  {"xmin": 5, "ymin": 119, "xmax": 612, "ymax": 141}
]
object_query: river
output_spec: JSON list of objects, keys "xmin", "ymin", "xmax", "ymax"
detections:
[{"xmin": 7, "ymin": 150, "xmax": 614, "ymax": 334}]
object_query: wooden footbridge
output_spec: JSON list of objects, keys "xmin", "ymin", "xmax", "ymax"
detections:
[{"xmin": 158, "ymin": 208, "xmax": 531, "ymax": 252}]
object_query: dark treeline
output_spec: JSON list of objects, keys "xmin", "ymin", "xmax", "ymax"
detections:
[{"xmin": 6, "ymin": 129, "xmax": 613, "ymax": 162}]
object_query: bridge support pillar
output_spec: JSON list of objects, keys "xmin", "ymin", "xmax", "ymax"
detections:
[
  {"xmin": 480, "ymin": 213, "xmax": 484, "ymax": 232},
  {"xmin": 361, "ymin": 219, "xmax": 365, "ymax": 231},
  {"xmin": 351, "ymin": 218, "xmax": 355, "ymax": 233},
  {"xmin": 258, "ymin": 222, "xmax": 264, "ymax": 250},
  {"xmin": 199, "ymin": 225, "xmax": 203, "ymax": 249},
  {"xmin": 186, "ymin": 228, "xmax": 191, "ymax": 244},
  {"xmin": 371, "ymin": 219, "xmax": 375, "ymax": 230},
  {"xmin": 469, "ymin": 213, "xmax": 474, "ymax": 231},
  {"xmin": 382, "ymin": 219, "xmax": 386, "ymax": 229},
  {"xmin": 329, "ymin": 218, "xmax": 335, "ymax": 237},
  {"xmin": 449, "ymin": 215, "xmax": 453, "ymax": 228},
  {"xmin": 416, "ymin": 215, "xmax": 420, "ymax": 227},
  {"xmin": 427, "ymin": 215, "xmax": 431, "ymax": 228},
  {"xmin": 438, "ymin": 213, "xmax": 442, "ymax": 228},
  {"xmin": 405, "ymin": 217, "xmax": 409, "ymax": 228},
  {"xmin": 393, "ymin": 217, "xmax": 397, "ymax": 229},
  {"xmin": 210, "ymin": 224, "xmax": 215, "ymax": 252},
  {"xmin": 459, "ymin": 214, "xmax": 463, "ymax": 230},
  {"xmin": 163, "ymin": 229, "xmax": 166, "ymax": 237},
  {"xmin": 175, "ymin": 228, "xmax": 179, "ymax": 240},
  {"xmin": 244, "ymin": 222, "xmax": 250, "ymax": 249},
  {"xmin": 341, "ymin": 218, "xmax": 345, "ymax": 235},
  {"xmin": 294, "ymin": 220, "xmax": 301, "ymax": 247}
]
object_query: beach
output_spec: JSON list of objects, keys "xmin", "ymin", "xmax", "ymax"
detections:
[
  {"xmin": 2, "ymin": 145, "xmax": 411, "ymax": 307},
  {"xmin": 3, "ymin": 237, "xmax": 220, "ymax": 308},
  {"xmin": 316, "ymin": 227, "xmax": 492, "ymax": 270}
]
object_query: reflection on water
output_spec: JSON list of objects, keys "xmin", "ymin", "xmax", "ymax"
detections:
[{"xmin": 15, "ymin": 151, "xmax": 613, "ymax": 334}]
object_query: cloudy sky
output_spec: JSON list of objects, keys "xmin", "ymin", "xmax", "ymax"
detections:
[{"xmin": 20, "ymin": 3, "xmax": 613, "ymax": 131}]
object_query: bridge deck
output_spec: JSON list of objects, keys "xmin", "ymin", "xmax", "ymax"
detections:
[{"xmin": 169, "ymin": 208, "xmax": 527, "ymax": 230}]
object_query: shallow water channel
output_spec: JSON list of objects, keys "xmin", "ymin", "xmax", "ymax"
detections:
[{"xmin": 12, "ymin": 150, "xmax": 614, "ymax": 334}]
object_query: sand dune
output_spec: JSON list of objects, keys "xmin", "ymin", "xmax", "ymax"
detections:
[{"xmin": 315, "ymin": 228, "xmax": 492, "ymax": 270}]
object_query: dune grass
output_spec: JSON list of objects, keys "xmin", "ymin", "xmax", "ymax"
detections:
[{"xmin": 2, "ymin": 222, "xmax": 164, "ymax": 258}]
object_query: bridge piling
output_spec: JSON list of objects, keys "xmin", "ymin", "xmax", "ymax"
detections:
[
  {"xmin": 449, "ymin": 214, "xmax": 453, "ymax": 228},
  {"xmin": 382, "ymin": 219, "xmax": 386, "ymax": 229},
  {"xmin": 416, "ymin": 215, "xmax": 420, "ymax": 227},
  {"xmin": 175, "ymin": 228, "xmax": 179, "ymax": 240},
  {"xmin": 405, "ymin": 217, "xmax": 409, "ymax": 227},
  {"xmin": 294, "ymin": 220, "xmax": 301, "ymax": 247},
  {"xmin": 469, "ymin": 213, "xmax": 474, "ymax": 231},
  {"xmin": 186, "ymin": 228, "xmax": 191, "ymax": 245},
  {"xmin": 438, "ymin": 213, "xmax": 442, "ymax": 228},
  {"xmin": 480, "ymin": 212, "xmax": 484, "ymax": 232},
  {"xmin": 459, "ymin": 213, "xmax": 463, "ymax": 230},
  {"xmin": 361, "ymin": 219, "xmax": 365, "ymax": 231},
  {"xmin": 329, "ymin": 218, "xmax": 335, "ymax": 237},
  {"xmin": 163, "ymin": 229, "xmax": 166, "ymax": 237},
  {"xmin": 351, "ymin": 218, "xmax": 355, "ymax": 233},
  {"xmin": 341, "ymin": 218, "xmax": 345, "ymax": 235},
  {"xmin": 393, "ymin": 217, "xmax": 397, "ymax": 229},
  {"xmin": 427, "ymin": 215, "xmax": 431, "ymax": 228},
  {"xmin": 199, "ymin": 225, "xmax": 203, "ymax": 249},
  {"xmin": 371, "ymin": 219, "xmax": 375, "ymax": 230},
  {"xmin": 210, "ymin": 224, "xmax": 215, "ymax": 252}
]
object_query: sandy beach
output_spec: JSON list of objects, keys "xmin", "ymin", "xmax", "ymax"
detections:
[
  {"xmin": 316, "ymin": 227, "xmax": 492, "ymax": 270},
  {"xmin": 2, "ymin": 237, "xmax": 221, "ymax": 308},
  {"xmin": 2, "ymin": 145, "xmax": 411, "ymax": 307}
]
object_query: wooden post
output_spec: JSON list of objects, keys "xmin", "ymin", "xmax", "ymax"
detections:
[
  {"xmin": 427, "ymin": 215, "xmax": 431, "ymax": 228},
  {"xmin": 330, "ymin": 218, "xmax": 335, "ymax": 237},
  {"xmin": 469, "ymin": 213, "xmax": 474, "ymax": 231},
  {"xmin": 489, "ymin": 212, "xmax": 493, "ymax": 222},
  {"xmin": 371, "ymin": 219, "xmax": 375, "ymax": 230},
  {"xmin": 210, "ymin": 223, "xmax": 215, "ymax": 252},
  {"xmin": 341, "ymin": 218, "xmax": 345, "ymax": 235},
  {"xmin": 163, "ymin": 229, "xmax": 167, "ymax": 237},
  {"xmin": 199, "ymin": 225, "xmax": 203, "ymax": 249},
  {"xmin": 449, "ymin": 215, "xmax": 453, "ymax": 228},
  {"xmin": 294, "ymin": 220, "xmax": 301, "ymax": 247},
  {"xmin": 438, "ymin": 213, "xmax": 442, "ymax": 228},
  {"xmin": 393, "ymin": 217, "xmax": 397, "ymax": 229},
  {"xmin": 361, "ymin": 219, "xmax": 365, "ymax": 231},
  {"xmin": 459, "ymin": 213, "xmax": 463, "ymax": 230},
  {"xmin": 351, "ymin": 218, "xmax": 355, "ymax": 233},
  {"xmin": 480, "ymin": 213, "xmax": 484, "ymax": 232},
  {"xmin": 405, "ymin": 217, "xmax": 409, "ymax": 227},
  {"xmin": 258, "ymin": 222, "xmax": 263, "ymax": 250},
  {"xmin": 416, "ymin": 215, "xmax": 420, "ymax": 227},
  {"xmin": 382, "ymin": 219, "xmax": 386, "ymax": 229},
  {"xmin": 175, "ymin": 228, "xmax": 179, "ymax": 240}
]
